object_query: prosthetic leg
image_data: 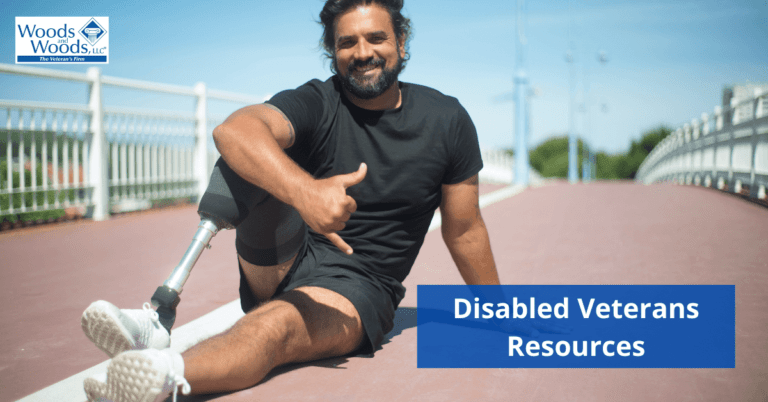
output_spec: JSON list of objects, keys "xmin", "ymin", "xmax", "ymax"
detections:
[{"xmin": 150, "ymin": 158, "xmax": 265, "ymax": 333}]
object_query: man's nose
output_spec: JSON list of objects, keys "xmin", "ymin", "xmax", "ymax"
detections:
[{"xmin": 353, "ymin": 40, "xmax": 374, "ymax": 61}]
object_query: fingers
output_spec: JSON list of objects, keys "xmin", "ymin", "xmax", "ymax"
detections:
[
  {"xmin": 345, "ymin": 195, "xmax": 357, "ymax": 214},
  {"xmin": 341, "ymin": 211, "xmax": 352, "ymax": 222},
  {"xmin": 342, "ymin": 163, "xmax": 367, "ymax": 188},
  {"xmin": 308, "ymin": 164, "xmax": 364, "ymax": 256},
  {"xmin": 324, "ymin": 232, "xmax": 353, "ymax": 255}
]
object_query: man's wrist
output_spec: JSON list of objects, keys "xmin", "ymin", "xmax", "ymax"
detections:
[{"xmin": 285, "ymin": 174, "xmax": 316, "ymax": 211}]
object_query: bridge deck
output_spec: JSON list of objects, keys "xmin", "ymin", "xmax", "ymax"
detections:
[{"xmin": 2, "ymin": 182, "xmax": 767, "ymax": 401}]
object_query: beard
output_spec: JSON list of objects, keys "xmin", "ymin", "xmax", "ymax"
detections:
[{"xmin": 335, "ymin": 53, "xmax": 404, "ymax": 100}]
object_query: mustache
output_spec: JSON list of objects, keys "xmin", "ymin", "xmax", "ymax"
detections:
[{"xmin": 348, "ymin": 57, "xmax": 385, "ymax": 72}]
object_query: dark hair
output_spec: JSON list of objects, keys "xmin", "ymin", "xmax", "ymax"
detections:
[{"xmin": 319, "ymin": 0, "xmax": 412, "ymax": 73}]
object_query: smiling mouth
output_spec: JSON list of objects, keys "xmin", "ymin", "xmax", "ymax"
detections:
[
  {"xmin": 350, "ymin": 58, "xmax": 385, "ymax": 75},
  {"xmin": 355, "ymin": 65, "xmax": 379, "ymax": 74}
]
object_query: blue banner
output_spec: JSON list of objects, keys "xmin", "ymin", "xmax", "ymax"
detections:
[
  {"xmin": 17, "ymin": 56, "xmax": 107, "ymax": 62},
  {"xmin": 417, "ymin": 285, "xmax": 734, "ymax": 368}
]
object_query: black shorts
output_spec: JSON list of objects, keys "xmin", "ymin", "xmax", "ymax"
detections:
[{"xmin": 238, "ymin": 233, "xmax": 397, "ymax": 356}]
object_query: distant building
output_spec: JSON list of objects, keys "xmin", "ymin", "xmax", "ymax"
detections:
[{"xmin": 722, "ymin": 83, "xmax": 768, "ymax": 124}]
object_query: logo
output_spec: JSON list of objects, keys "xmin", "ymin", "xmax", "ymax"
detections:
[
  {"xmin": 79, "ymin": 18, "xmax": 107, "ymax": 46},
  {"xmin": 15, "ymin": 17, "xmax": 109, "ymax": 64}
]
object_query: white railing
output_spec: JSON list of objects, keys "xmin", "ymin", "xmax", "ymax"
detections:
[
  {"xmin": 1, "ymin": 63, "xmax": 520, "ymax": 224},
  {"xmin": 0, "ymin": 63, "xmax": 263, "ymax": 221},
  {"xmin": 636, "ymin": 89, "xmax": 768, "ymax": 200},
  {"xmin": 1, "ymin": 99, "xmax": 92, "ymax": 218},
  {"xmin": 479, "ymin": 148, "xmax": 514, "ymax": 184}
]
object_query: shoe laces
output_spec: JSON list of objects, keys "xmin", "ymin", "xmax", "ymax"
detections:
[
  {"xmin": 168, "ymin": 369, "xmax": 191, "ymax": 402},
  {"xmin": 142, "ymin": 302, "xmax": 160, "ymax": 323}
]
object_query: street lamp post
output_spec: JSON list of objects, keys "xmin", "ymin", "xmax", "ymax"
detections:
[
  {"xmin": 582, "ymin": 56, "xmax": 591, "ymax": 183},
  {"xmin": 567, "ymin": 0, "xmax": 578, "ymax": 184},
  {"xmin": 514, "ymin": 0, "xmax": 530, "ymax": 186},
  {"xmin": 594, "ymin": 50, "xmax": 608, "ymax": 180},
  {"xmin": 580, "ymin": 50, "xmax": 609, "ymax": 183},
  {"xmin": 567, "ymin": 49, "xmax": 578, "ymax": 183}
]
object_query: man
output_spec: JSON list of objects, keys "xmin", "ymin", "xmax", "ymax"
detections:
[{"xmin": 81, "ymin": 1, "xmax": 500, "ymax": 400}]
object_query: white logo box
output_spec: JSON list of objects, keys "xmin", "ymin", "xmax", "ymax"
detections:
[{"xmin": 15, "ymin": 16, "xmax": 109, "ymax": 64}]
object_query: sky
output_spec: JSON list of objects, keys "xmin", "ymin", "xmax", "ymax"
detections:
[{"xmin": 1, "ymin": 0, "xmax": 766, "ymax": 153}]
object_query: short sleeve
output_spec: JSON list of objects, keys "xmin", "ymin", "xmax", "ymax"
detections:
[
  {"xmin": 265, "ymin": 79, "xmax": 329, "ymax": 149},
  {"xmin": 442, "ymin": 105, "xmax": 484, "ymax": 184}
]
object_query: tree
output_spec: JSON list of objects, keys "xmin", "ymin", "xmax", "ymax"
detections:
[
  {"xmin": 528, "ymin": 136, "xmax": 586, "ymax": 178},
  {"xmin": 528, "ymin": 126, "xmax": 671, "ymax": 180}
]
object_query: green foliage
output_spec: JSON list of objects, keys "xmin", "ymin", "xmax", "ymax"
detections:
[
  {"xmin": 528, "ymin": 137, "xmax": 587, "ymax": 178},
  {"xmin": 594, "ymin": 152, "xmax": 623, "ymax": 180},
  {"xmin": 529, "ymin": 125, "xmax": 672, "ymax": 180},
  {"xmin": 621, "ymin": 126, "xmax": 672, "ymax": 179},
  {"xmin": 1, "ymin": 159, "xmax": 66, "ymax": 223}
]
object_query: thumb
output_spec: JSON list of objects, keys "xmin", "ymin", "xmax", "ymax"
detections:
[{"xmin": 342, "ymin": 163, "xmax": 367, "ymax": 188}]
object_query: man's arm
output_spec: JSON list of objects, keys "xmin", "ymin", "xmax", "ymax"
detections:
[
  {"xmin": 440, "ymin": 174, "xmax": 500, "ymax": 285},
  {"xmin": 213, "ymin": 104, "xmax": 306, "ymax": 204},
  {"xmin": 441, "ymin": 179, "xmax": 572, "ymax": 336},
  {"xmin": 212, "ymin": 104, "xmax": 365, "ymax": 254}
]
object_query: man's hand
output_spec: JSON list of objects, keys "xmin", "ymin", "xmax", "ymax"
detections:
[{"xmin": 296, "ymin": 163, "xmax": 367, "ymax": 254}]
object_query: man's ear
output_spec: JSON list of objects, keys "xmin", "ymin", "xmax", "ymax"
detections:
[{"xmin": 397, "ymin": 37, "xmax": 406, "ymax": 59}]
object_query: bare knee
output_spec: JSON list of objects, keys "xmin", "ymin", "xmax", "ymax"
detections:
[
  {"xmin": 231, "ymin": 287, "xmax": 364, "ymax": 367},
  {"xmin": 182, "ymin": 288, "xmax": 364, "ymax": 393},
  {"xmin": 276, "ymin": 287, "xmax": 365, "ymax": 362},
  {"xmin": 180, "ymin": 300, "xmax": 301, "ymax": 393}
]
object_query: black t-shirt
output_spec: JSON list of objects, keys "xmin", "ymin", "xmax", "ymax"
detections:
[{"xmin": 266, "ymin": 76, "xmax": 483, "ymax": 303}]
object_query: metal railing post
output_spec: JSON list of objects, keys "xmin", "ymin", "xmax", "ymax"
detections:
[
  {"xmin": 730, "ymin": 97, "xmax": 739, "ymax": 125},
  {"xmin": 87, "ymin": 67, "xmax": 109, "ymax": 221},
  {"xmin": 194, "ymin": 82, "xmax": 208, "ymax": 202},
  {"xmin": 727, "ymin": 133, "xmax": 734, "ymax": 190},
  {"xmin": 692, "ymin": 119, "xmax": 700, "ymax": 140},
  {"xmin": 750, "ymin": 92, "xmax": 760, "ymax": 197},
  {"xmin": 714, "ymin": 106, "xmax": 723, "ymax": 131},
  {"xmin": 701, "ymin": 113, "xmax": 709, "ymax": 136}
]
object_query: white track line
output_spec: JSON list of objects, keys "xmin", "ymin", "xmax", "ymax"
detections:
[{"xmin": 18, "ymin": 183, "xmax": 528, "ymax": 402}]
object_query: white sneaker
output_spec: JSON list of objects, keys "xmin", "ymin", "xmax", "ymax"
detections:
[
  {"xmin": 83, "ymin": 373, "xmax": 108, "ymax": 402},
  {"xmin": 84, "ymin": 349, "xmax": 190, "ymax": 402},
  {"xmin": 81, "ymin": 300, "xmax": 170, "ymax": 358}
]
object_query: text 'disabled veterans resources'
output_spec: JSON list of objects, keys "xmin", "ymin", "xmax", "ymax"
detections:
[{"xmin": 417, "ymin": 285, "xmax": 734, "ymax": 368}]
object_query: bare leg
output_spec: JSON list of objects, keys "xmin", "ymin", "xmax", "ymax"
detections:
[
  {"xmin": 239, "ymin": 254, "xmax": 296, "ymax": 304},
  {"xmin": 181, "ymin": 257, "xmax": 364, "ymax": 394}
]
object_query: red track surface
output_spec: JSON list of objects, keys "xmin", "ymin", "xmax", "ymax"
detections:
[{"xmin": 2, "ymin": 182, "xmax": 767, "ymax": 401}]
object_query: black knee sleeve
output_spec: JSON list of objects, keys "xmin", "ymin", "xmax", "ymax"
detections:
[
  {"xmin": 198, "ymin": 157, "xmax": 305, "ymax": 266},
  {"xmin": 235, "ymin": 196, "xmax": 306, "ymax": 266},
  {"xmin": 198, "ymin": 157, "xmax": 268, "ymax": 229}
]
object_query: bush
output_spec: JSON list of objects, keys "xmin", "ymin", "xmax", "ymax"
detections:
[
  {"xmin": 0, "ymin": 159, "xmax": 66, "ymax": 223},
  {"xmin": 529, "ymin": 126, "xmax": 672, "ymax": 180},
  {"xmin": 528, "ymin": 136, "xmax": 587, "ymax": 178}
]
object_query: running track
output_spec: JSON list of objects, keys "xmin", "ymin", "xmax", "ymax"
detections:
[{"xmin": 2, "ymin": 182, "xmax": 767, "ymax": 401}]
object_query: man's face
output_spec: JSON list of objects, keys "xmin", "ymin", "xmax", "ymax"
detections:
[{"xmin": 333, "ymin": 4, "xmax": 405, "ymax": 100}]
